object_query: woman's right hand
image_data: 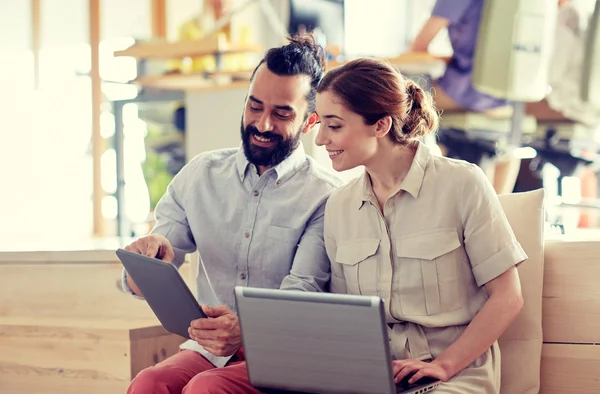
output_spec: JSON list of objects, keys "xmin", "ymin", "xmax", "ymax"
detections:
[{"xmin": 393, "ymin": 359, "xmax": 450, "ymax": 385}]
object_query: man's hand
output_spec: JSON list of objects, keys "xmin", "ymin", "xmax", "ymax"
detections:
[
  {"xmin": 123, "ymin": 234, "xmax": 175, "ymax": 296},
  {"xmin": 124, "ymin": 234, "xmax": 175, "ymax": 262},
  {"xmin": 393, "ymin": 359, "xmax": 450, "ymax": 385},
  {"xmin": 188, "ymin": 305, "xmax": 241, "ymax": 357}
]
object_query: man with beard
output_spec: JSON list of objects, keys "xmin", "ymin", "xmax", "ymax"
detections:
[{"xmin": 122, "ymin": 33, "xmax": 344, "ymax": 394}]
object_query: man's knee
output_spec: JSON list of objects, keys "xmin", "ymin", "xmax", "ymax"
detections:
[
  {"xmin": 183, "ymin": 370, "xmax": 251, "ymax": 394},
  {"xmin": 128, "ymin": 366, "xmax": 173, "ymax": 394},
  {"xmin": 183, "ymin": 373, "xmax": 228, "ymax": 394}
]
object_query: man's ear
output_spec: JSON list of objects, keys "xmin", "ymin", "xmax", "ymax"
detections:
[
  {"xmin": 374, "ymin": 116, "xmax": 392, "ymax": 139},
  {"xmin": 301, "ymin": 112, "xmax": 320, "ymax": 134}
]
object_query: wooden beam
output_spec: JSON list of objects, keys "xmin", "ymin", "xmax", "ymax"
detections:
[
  {"xmin": 31, "ymin": 0, "xmax": 40, "ymax": 89},
  {"xmin": 89, "ymin": 0, "xmax": 104, "ymax": 237},
  {"xmin": 151, "ymin": 0, "xmax": 167, "ymax": 39}
]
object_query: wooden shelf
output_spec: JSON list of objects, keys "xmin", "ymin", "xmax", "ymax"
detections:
[
  {"xmin": 124, "ymin": 51, "xmax": 449, "ymax": 92},
  {"xmin": 134, "ymin": 71, "xmax": 251, "ymax": 92},
  {"xmin": 114, "ymin": 35, "xmax": 263, "ymax": 60},
  {"xmin": 327, "ymin": 52, "xmax": 450, "ymax": 70},
  {"xmin": 387, "ymin": 52, "xmax": 451, "ymax": 65}
]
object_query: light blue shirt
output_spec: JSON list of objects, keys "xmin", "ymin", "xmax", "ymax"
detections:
[{"xmin": 123, "ymin": 142, "xmax": 343, "ymax": 365}]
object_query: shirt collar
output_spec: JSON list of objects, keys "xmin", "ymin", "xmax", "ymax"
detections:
[
  {"xmin": 400, "ymin": 141, "xmax": 430, "ymax": 198},
  {"xmin": 235, "ymin": 141, "xmax": 307, "ymax": 184},
  {"xmin": 356, "ymin": 141, "xmax": 431, "ymax": 209}
]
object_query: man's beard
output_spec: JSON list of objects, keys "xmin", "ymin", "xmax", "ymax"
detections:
[{"xmin": 241, "ymin": 122, "xmax": 302, "ymax": 167}]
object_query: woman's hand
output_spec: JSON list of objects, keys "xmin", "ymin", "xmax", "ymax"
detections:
[{"xmin": 392, "ymin": 359, "xmax": 450, "ymax": 385}]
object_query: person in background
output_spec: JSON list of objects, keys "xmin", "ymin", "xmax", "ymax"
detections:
[
  {"xmin": 410, "ymin": 0, "xmax": 522, "ymax": 196},
  {"xmin": 526, "ymin": 0, "xmax": 600, "ymax": 230},
  {"xmin": 316, "ymin": 58, "xmax": 526, "ymax": 393},
  {"xmin": 410, "ymin": 0, "xmax": 511, "ymax": 116},
  {"xmin": 124, "ymin": 34, "xmax": 343, "ymax": 394},
  {"xmin": 526, "ymin": 0, "xmax": 600, "ymax": 127}
]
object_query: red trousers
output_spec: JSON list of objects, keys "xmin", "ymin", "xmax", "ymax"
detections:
[{"xmin": 127, "ymin": 348, "xmax": 263, "ymax": 394}]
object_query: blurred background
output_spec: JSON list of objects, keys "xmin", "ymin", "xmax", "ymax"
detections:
[{"xmin": 1, "ymin": 0, "xmax": 599, "ymax": 247}]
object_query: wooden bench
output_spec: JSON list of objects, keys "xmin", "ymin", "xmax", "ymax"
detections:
[
  {"xmin": 0, "ymin": 247, "xmax": 191, "ymax": 393},
  {"xmin": 0, "ymin": 317, "xmax": 184, "ymax": 394},
  {"xmin": 540, "ymin": 240, "xmax": 600, "ymax": 394}
]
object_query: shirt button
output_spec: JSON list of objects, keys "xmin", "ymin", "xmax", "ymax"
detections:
[
  {"xmin": 253, "ymin": 190, "xmax": 259, "ymax": 197},
  {"xmin": 244, "ymin": 232, "xmax": 250, "ymax": 238},
  {"xmin": 239, "ymin": 273, "xmax": 247, "ymax": 280},
  {"xmin": 276, "ymin": 180, "xmax": 281, "ymax": 185}
]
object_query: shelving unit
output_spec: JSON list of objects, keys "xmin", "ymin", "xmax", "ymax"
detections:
[
  {"xmin": 111, "ymin": 35, "xmax": 263, "ymax": 237},
  {"xmin": 114, "ymin": 35, "xmax": 262, "ymax": 59},
  {"xmin": 133, "ymin": 70, "xmax": 253, "ymax": 92}
]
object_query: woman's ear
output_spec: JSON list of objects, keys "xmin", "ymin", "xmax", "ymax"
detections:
[
  {"xmin": 374, "ymin": 116, "xmax": 392, "ymax": 139},
  {"xmin": 302, "ymin": 112, "xmax": 320, "ymax": 134}
]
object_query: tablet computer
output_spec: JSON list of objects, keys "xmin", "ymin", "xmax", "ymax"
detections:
[{"xmin": 116, "ymin": 248, "xmax": 206, "ymax": 339}]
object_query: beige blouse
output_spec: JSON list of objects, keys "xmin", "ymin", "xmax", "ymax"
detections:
[{"xmin": 324, "ymin": 142, "xmax": 527, "ymax": 362}]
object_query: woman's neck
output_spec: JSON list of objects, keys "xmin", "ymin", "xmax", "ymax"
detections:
[{"xmin": 365, "ymin": 142, "xmax": 417, "ymax": 206}]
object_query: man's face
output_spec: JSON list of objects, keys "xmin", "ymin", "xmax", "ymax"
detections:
[{"xmin": 241, "ymin": 64, "xmax": 314, "ymax": 169}]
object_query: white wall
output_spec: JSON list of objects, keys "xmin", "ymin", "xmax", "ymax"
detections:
[
  {"xmin": 185, "ymin": 87, "xmax": 248, "ymax": 159},
  {"xmin": 0, "ymin": 2, "xmax": 31, "ymax": 53},
  {"xmin": 344, "ymin": 0, "xmax": 407, "ymax": 57},
  {"xmin": 102, "ymin": 0, "xmax": 151, "ymax": 41},
  {"xmin": 40, "ymin": 0, "xmax": 89, "ymax": 48}
]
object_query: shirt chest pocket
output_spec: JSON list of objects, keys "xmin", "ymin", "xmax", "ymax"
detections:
[
  {"xmin": 396, "ymin": 229, "xmax": 463, "ymax": 316},
  {"xmin": 335, "ymin": 238, "xmax": 380, "ymax": 295},
  {"xmin": 261, "ymin": 225, "xmax": 303, "ymax": 278}
]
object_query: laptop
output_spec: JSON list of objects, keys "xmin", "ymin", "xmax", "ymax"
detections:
[{"xmin": 234, "ymin": 287, "xmax": 441, "ymax": 394}]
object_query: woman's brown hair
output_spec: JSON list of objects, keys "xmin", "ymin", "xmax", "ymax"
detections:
[{"xmin": 317, "ymin": 58, "xmax": 439, "ymax": 145}]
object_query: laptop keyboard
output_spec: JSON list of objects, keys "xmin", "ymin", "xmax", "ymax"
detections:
[{"xmin": 395, "ymin": 376, "xmax": 440, "ymax": 393}]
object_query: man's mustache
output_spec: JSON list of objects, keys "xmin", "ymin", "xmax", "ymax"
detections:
[{"xmin": 246, "ymin": 125, "xmax": 282, "ymax": 142}]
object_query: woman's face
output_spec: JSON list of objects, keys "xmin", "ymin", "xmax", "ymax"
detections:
[{"xmin": 315, "ymin": 91, "xmax": 379, "ymax": 172}]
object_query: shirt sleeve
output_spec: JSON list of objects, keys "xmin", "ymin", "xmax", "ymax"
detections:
[
  {"xmin": 324, "ymin": 198, "xmax": 347, "ymax": 293},
  {"xmin": 461, "ymin": 165, "xmax": 528, "ymax": 287},
  {"xmin": 120, "ymin": 165, "xmax": 198, "ymax": 296},
  {"xmin": 431, "ymin": 0, "xmax": 476, "ymax": 24},
  {"xmin": 150, "ymin": 178, "xmax": 197, "ymax": 268},
  {"xmin": 121, "ymin": 268, "xmax": 146, "ymax": 299},
  {"xmin": 279, "ymin": 200, "xmax": 331, "ymax": 292}
]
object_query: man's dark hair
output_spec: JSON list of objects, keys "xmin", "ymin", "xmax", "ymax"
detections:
[{"xmin": 250, "ymin": 33, "xmax": 327, "ymax": 114}]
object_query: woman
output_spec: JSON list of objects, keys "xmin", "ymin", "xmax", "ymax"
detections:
[{"xmin": 315, "ymin": 58, "xmax": 526, "ymax": 393}]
